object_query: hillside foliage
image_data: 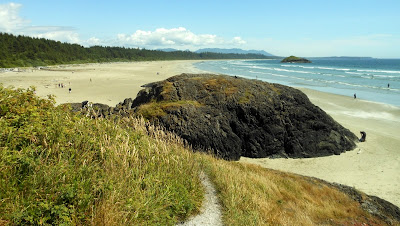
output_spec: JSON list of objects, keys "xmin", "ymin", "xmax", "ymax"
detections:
[
  {"xmin": 0, "ymin": 33, "xmax": 275, "ymax": 68},
  {"xmin": 0, "ymin": 86, "xmax": 204, "ymax": 225},
  {"xmin": 1, "ymin": 86, "xmax": 398, "ymax": 225}
]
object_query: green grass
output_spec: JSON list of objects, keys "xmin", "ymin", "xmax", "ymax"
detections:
[
  {"xmin": 0, "ymin": 86, "xmax": 203, "ymax": 225},
  {"xmin": 136, "ymin": 100, "xmax": 203, "ymax": 120}
]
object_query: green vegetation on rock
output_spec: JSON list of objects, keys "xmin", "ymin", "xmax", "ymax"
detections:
[
  {"xmin": 131, "ymin": 74, "xmax": 357, "ymax": 160},
  {"xmin": 281, "ymin": 55, "xmax": 312, "ymax": 63},
  {"xmin": 136, "ymin": 100, "xmax": 203, "ymax": 120}
]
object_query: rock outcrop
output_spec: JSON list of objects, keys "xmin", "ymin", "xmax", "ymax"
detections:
[
  {"xmin": 67, "ymin": 98, "xmax": 134, "ymax": 118},
  {"xmin": 130, "ymin": 74, "xmax": 357, "ymax": 160},
  {"xmin": 281, "ymin": 56, "xmax": 312, "ymax": 63},
  {"xmin": 67, "ymin": 74, "xmax": 357, "ymax": 160}
]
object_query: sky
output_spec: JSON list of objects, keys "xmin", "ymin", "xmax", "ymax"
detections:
[{"xmin": 0, "ymin": 0, "xmax": 399, "ymax": 58}]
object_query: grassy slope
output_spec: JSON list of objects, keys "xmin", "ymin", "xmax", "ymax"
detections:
[
  {"xmin": 199, "ymin": 154, "xmax": 391, "ymax": 225},
  {"xmin": 0, "ymin": 86, "xmax": 203, "ymax": 225},
  {"xmin": 0, "ymin": 86, "xmax": 395, "ymax": 225}
]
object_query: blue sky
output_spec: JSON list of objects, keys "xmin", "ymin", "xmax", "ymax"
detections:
[{"xmin": 1, "ymin": 0, "xmax": 399, "ymax": 58}]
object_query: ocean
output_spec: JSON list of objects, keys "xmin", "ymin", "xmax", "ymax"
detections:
[{"xmin": 194, "ymin": 58, "xmax": 400, "ymax": 107}]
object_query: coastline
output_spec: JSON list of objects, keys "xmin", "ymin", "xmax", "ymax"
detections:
[{"xmin": 1, "ymin": 60, "xmax": 399, "ymax": 207}]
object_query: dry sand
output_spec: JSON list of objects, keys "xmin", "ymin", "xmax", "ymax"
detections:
[
  {"xmin": 1, "ymin": 60, "xmax": 399, "ymax": 208},
  {"xmin": 0, "ymin": 61, "xmax": 204, "ymax": 106}
]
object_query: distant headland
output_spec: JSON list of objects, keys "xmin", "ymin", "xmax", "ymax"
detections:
[{"xmin": 281, "ymin": 55, "xmax": 312, "ymax": 63}]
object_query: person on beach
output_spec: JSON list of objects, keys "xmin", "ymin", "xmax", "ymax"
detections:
[
  {"xmin": 359, "ymin": 131, "xmax": 366, "ymax": 142},
  {"xmin": 354, "ymin": 93, "xmax": 357, "ymax": 99},
  {"xmin": 69, "ymin": 88, "xmax": 71, "ymax": 93},
  {"xmin": 388, "ymin": 83, "xmax": 390, "ymax": 88}
]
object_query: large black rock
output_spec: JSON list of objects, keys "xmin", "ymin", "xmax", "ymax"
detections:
[{"xmin": 131, "ymin": 74, "xmax": 358, "ymax": 160}]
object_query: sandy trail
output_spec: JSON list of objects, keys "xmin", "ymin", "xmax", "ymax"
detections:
[{"xmin": 178, "ymin": 172, "xmax": 223, "ymax": 226}]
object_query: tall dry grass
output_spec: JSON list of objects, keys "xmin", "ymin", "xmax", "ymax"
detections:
[
  {"xmin": 0, "ymin": 86, "xmax": 204, "ymax": 225},
  {"xmin": 197, "ymin": 153, "xmax": 387, "ymax": 225},
  {"xmin": 87, "ymin": 117, "xmax": 205, "ymax": 225}
]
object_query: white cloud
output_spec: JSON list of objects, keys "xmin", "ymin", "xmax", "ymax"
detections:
[
  {"xmin": 117, "ymin": 27, "xmax": 244, "ymax": 49},
  {"xmin": 84, "ymin": 37, "xmax": 101, "ymax": 46},
  {"xmin": 22, "ymin": 26, "xmax": 81, "ymax": 44},
  {"xmin": 1, "ymin": 3, "xmax": 249, "ymax": 50},
  {"xmin": 232, "ymin": 37, "xmax": 246, "ymax": 45},
  {"xmin": 0, "ymin": 2, "xmax": 29, "ymax": 32},
  {"xmin": 36, "ymin": 30, "xmax": 80, "ymax": 44},
  {"xmin": 0, "ymin": 3, "xmax": 81, "ymax": 44}
]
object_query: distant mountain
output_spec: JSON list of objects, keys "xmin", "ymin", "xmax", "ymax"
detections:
[
  {"xmin": 195, "ymin": 48, "xmax": 274, "ymax": 56},
  {"xmin": 156, "ymin": 48, "xmax": 180, "ymax": 52}
]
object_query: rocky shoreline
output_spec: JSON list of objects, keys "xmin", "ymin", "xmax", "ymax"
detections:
[{"xmin": 68, "ymin": 73, "xmax": 358, "ymax": 160}]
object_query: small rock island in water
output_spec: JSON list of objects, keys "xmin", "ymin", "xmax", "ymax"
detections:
[{"xmin": 281, "ymin": 55, "xmax": 312, "ymax": 63}]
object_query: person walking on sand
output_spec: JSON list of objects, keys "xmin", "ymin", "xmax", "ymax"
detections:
[
  {"xmin": 69, "ymin": 88, "xmax": 71, "ymax": 93},
  {"xmin": 354, "ymin": 93, "xmax": 357, "ymax": 99}
]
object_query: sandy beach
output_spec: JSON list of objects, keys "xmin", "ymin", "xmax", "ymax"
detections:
[
  {"xmin": 1, "ymin": 60, "xmax": 399, "ymax": 207},
  {"xmin": 0, "ymin": 61, "xmax": 204, "ymax": 106}
]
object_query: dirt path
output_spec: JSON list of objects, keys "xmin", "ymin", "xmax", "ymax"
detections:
[{"xmin": 178, "ymin": 171, "xmax": 223, "ymax": 226}]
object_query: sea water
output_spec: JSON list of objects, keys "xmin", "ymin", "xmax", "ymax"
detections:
[{"xmin": 194, "ymin": 58, "xmax": 400, "ymax": 107}]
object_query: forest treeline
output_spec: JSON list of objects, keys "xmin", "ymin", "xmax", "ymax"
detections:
[{"xmin": 0, "ymin": 33, "xmax": 275, "ymax": 68}]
